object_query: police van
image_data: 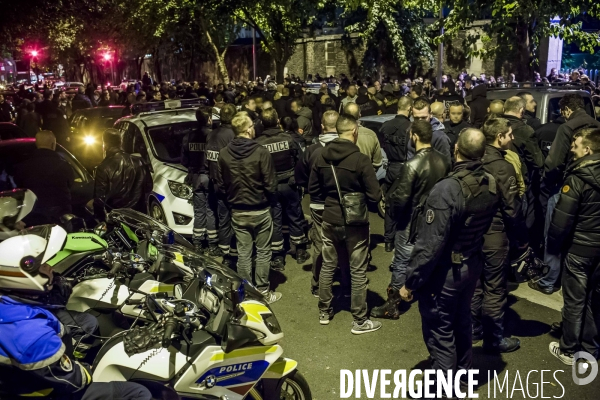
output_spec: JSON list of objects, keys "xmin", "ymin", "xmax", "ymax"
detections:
[{"xmin": 114, "ymin": 99, "xmax": 211, "ymax": 235}]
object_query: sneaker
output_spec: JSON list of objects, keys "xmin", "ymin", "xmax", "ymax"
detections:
[
  {"xmin": 351, "ymin": 319, "xmax": 382, "ymax": 335},
  {"xmin": 528, "ymin": 281, "xmax": 554, "ymax": 295},
  {"xmin": 549, "ymin": 342, "xmax": 574, "ymax": 365},
  {"xmin": 270, "ymin": 257, "xmax": 285, "ymax": 272},
  {"xmin": 319, "ymin": 312, "xmax": 331, "ymax": 325},
  {"xmin": 311, "ymin": 286, "xmax": 319, "ymax": 298},
  {"xmin": 261, "ymin": 290, "xmax": 282, "ymax": 304}
]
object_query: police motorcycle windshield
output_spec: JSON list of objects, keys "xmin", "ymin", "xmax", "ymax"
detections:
[
  {"xmin": 106, "ymin": 208, "xmax": 191, "ymax": 249},
  {"xmin": 162, "ymin": 244, "xmax": 264, "ymax": 302}
]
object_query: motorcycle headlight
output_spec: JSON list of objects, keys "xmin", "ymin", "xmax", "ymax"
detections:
[
  {"xmin": 263, "ymin": 312, "xmax": 282, "ymax": 335},
  {"xmin": 168, "ymin": 180, "xmax": 193, "ymax": 200}
]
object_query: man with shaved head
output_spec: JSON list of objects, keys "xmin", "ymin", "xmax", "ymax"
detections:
[
  {"xmin": 12, "ymin": 130, "xmax": 74, "ymax": 225},
  {"xmin": 309, "ymin": 114, "xmax": 382, "ymax": 334},
  {"xmin": 343, "ymin": 103, "xmax": 383, "ymax": 169},
  {"xmin": 488, "ymin": 99, "xmax": 504, "ymax": 116},
  {"xmin": 401, "ymin": 127, "xmax": 500, "ymax": 392},
  {"xmin": 295, "ymin": 110, "xmax": 340, "ymax": 297},
  {"xmin": 502, "ymin": 96, "xmax": 544, "ymax": 235},
  {"xmin": 430, "ymin": 101, "xmax": 445, "ymax": 121}
]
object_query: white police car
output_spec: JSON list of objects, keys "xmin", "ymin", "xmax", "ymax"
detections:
[{"xmin": 114, "ymin": 99, "xmax": 210, "ymax": 235}]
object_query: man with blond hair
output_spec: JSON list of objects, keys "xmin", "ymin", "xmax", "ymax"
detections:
[{"xmin": 216, "ymin": 113, "xmax": 280, "ymax": 303}]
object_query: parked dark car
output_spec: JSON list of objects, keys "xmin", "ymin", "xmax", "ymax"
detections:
[
  {"xmin": 0, "ymin": 138, "xmax": 94, "ymax": 223},
  {"xmin": 69, "ymin": 106, "xmax": 125, "ymax": 170},
  {"xmin": 0, "ymin": 122, "xmax": 27, "ymax": 140}
]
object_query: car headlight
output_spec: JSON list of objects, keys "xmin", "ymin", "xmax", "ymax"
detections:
[{"xmin": 168, "ymin": 180, "xmax": 193, "ymax": 199}]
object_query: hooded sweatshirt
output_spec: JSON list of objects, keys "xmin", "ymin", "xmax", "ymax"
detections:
[
  {"xmin": 308, "ymin": 138, "xmax": 381, "ymax": 225},
  {"xmin": 467, "ymin": 84, "xmax": 490, "ymax": 128},
  {"xmin": 547, "ymin": 153, "xmax": 600, "ymax": 257},
  {"xmin": 217, "ymin": 137, "xmax": 277, "ymax": 211},
  {"xmin": 295, "ymin": 106, "xmax": 314, "ymax": 143}
]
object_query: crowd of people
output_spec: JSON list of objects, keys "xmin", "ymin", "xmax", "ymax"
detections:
[{"xmin": 1, "ymin": 67, "xmax": 600, "ymax": 398}]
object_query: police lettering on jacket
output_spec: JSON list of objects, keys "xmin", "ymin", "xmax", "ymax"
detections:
[
  {"xmin": 256, "ymin": 129, "xmax": 297, "ymax": 175},
  {"xmin": 182, "ymin": 129, "xmax": 209, "ymax": 174}
]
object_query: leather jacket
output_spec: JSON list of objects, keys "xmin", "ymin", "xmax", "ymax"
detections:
[
  {"xmin": 386, "ymin": 147, "xmax": 450, "ymax": 230},
  {"xmin": 93, "ymin": 147, "xmax": 152, "ymax": 220}
]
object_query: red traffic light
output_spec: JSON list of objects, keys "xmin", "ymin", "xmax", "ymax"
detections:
[
  {"xmin": 30, "ymin": 50, "xmax": 39, "ymax": 57},
  {"xmin": 103, "ymin": 53, "xmax": 111, "ymax": 61}
]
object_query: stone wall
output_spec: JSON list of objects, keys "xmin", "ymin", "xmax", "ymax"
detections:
[{"xmin": 285, "ymin": 34, "xmax": 366, "ymax": 80}]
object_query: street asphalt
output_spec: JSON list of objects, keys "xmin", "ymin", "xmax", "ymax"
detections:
[{"xmin": 266, "ymin": 205, "xmax": 599, "ymax": 400}]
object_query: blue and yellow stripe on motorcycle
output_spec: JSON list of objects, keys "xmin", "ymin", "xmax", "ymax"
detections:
[
  {"xmin": 209, "ymin": 346, "xmax": 278, "ymax": 362},
  {"xmin": 262, "ymin": 357, "xmax": 298, "ymax": 379}
]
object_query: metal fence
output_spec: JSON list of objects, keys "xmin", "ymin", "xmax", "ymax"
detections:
[{"xmin": 561, "ymin": 68, "xmax": 600, "ymax": 86}]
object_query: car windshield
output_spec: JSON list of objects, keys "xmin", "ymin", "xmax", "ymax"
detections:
[
  {"xmin": 147, "ymin": 122, "xmax": 198, "ymax": 164},
  {"xmin": 547, "ymin": 96, "xmax": 595, "ymax": 123}
]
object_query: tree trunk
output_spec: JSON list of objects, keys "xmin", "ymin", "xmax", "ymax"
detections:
[
  {"xmin": 136, "ymin": 57, "xmax": 143, "ymax": 80},
  {"xmin": 154, "ymin": 50, "xmax": 162, "ymax": 83},
  {"xmin": 204, "ymin": 29, "xmax": 230, "ymax": 85},
  {"xmin": 515, "ymin": 20, "xmax": 533, "ymax": 81}
]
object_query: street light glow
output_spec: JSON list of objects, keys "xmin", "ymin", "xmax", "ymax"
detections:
[
  {"xmin": 31, "ymin": 50, "xmax": 38, "ymax": 57},
  {"xmin": 103, "ymin": 53, "xmax": 111, "ymax": 61}
]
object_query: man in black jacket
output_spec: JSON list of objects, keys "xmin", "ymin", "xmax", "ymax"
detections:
[
  {"xmin": 502, "ymin": 97, "xmax": 543, "ymax": 233},
  {"xmin": 295, "ymin": 110, "xmax": 340, "ymax": 297},
  {"xmin": 216, "ymin": 113, "xmax": 280, "ymax": 304},
  {"xmin": 207, "ymin": 104, "xmax": 237, "ymax": 262},
  {"xmin": 379, "ymin": 96, "xmax": 413, "ymax": 252},
  {"xmin": 93, "ymin": 129, "xmax": 151, "ymax": 221},
  {"xmin": 309, "ymin": 115, "xmax": 382, "ymax": 334},
  {"xmin": 536, "ymin": 94, "xmax": 600, "ymax": 294},
  {"xmin": 11, "ymin": 131, "xmax": 73, "ymax": 225},
  {"xmin": 467, "ymin": 84, "xmax": 490, "ymax": 128},
  {"xmin": 371, "ymin": 120, "xmax": 450, "ymax": 320},
  {"xmin": 547, "ymin": 128, "xmax": 600, "ymax": 364},
  {"xmin": 517, "ymin": 92, "xmax": 542, "ymax": 131},
  {"xmin": 256, "ymin": 109, "xmax": 308, "ymax": 270},
  {"xmin": 472, "ymin": 118, "xmax": 526, "ymax": 353},
  {"xmin": 182, "ymin": 107, "xmax": 220, "ymax": 256},
  {"xmin": 400, "ymin": 129, "xmax": 499, "ymax": 394}
]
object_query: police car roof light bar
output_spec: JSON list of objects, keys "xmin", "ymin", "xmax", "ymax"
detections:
[{"xmin": 132, "ymin": 98, "xmax": 209, "ymax": 115}]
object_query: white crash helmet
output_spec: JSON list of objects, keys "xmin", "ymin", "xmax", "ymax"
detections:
[
  {"xmin": 0, "ymin": 225, "xmax": 67, "ymax": 294},
  {"xmin": 0, "ymin": 189, "xmax": 36, "ymax": 232}
]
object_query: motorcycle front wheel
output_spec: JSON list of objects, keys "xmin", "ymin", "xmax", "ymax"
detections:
[{"xmin": 247, "ymin": 371, "xmax": 312, "ymax": 400}]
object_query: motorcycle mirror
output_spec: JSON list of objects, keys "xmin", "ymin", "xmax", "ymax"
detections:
[
  {"xmin": 93, "ymin": 222, "xmax": 107, "ymax": 237},
  {"xmin": 60, "ymin": 214, "xmax": 87, "ymax": 233}
]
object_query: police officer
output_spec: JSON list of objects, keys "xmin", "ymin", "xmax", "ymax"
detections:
[
  {"xmin": 257, "ymin": 108, "xmax": 309, "ymax": 270},
  {"xmin": 472, "ymin": 118, "xmax": 527, "ymax": 353},
  {"xmin": 206, "ymin": 103, "xmax": 238, "ymax": 265},
  {"xmin": 182, "ymin": 107, "xmax": 220, "ymax": 256},
  {"xmin": 400, "ymin": 128, "xmax": 499, "ymax": 395},
  {"xmin": 379, "ymin": 96, "xmax": 413, "ymax": 252},
  {"xmin": 0, "ymin": 222, "xmax": 151, "ymax": 399}
]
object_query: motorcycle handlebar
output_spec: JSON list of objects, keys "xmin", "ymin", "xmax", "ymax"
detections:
[
  {"xmin": 125, "ymin": 298, "xmax": 145, "ymax": 306},
  {"xmin": 162, "ymin": 317, "xmax": 177, "ymax": 348},
  {"xmin": 109, "ymin": 260, "xmax": 124, "ymax": 275}
]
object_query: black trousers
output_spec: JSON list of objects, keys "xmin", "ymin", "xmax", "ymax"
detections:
[
  {"xmin": 560, "ymin": 253, "xmax": 600, "ymax": 357},
  {"xmin": 210, "ymin": 193, "xmax": 237, "ymax": 256},
  {"xmin": 419, "ymin": 255, "xmax": 483, "ymax": 376},
  {"xmin": 471, "ymin": 231, "xmax": 510, "ymax": 347},
  {"xmin": 77, "ymin": 382, "xmax": 152, "ymax": 400},
  {"xmin": 271, "ymin": 182, "xmax": 306, "ymax": 254},
  {"xmin": 384, "ymin": 163, "xmax": 403, "ymax": 243}
]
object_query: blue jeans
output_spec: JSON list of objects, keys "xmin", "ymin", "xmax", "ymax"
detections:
[
  {"xmin": 390, "ymin": 225, "xmax": 414, "ymax": 290},
  {"xmin": 540, "ymin": 193, "xmax": 561, "ymax": 289}
]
